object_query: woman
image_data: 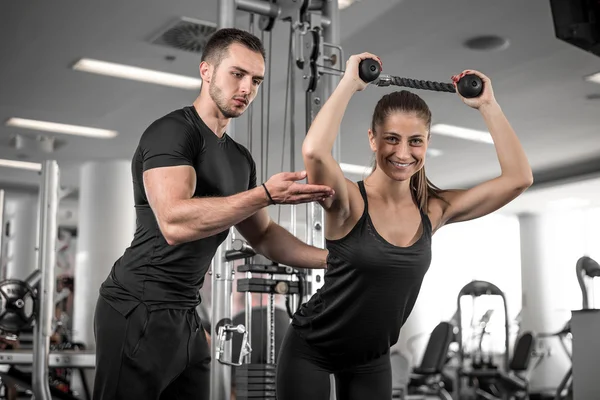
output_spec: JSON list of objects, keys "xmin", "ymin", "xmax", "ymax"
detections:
[{"xmin": 275, "ymin": 52, "xmax": 533, "ymax": 400}]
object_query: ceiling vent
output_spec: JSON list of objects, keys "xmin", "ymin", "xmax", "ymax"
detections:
[{"xmin": 151, "ymin": 17, "xmax": 217, "ymax": 54}]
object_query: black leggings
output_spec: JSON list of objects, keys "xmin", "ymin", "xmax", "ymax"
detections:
[{"xmin": 276, "ymin": 327, "xmax": 392, "ymax": 400}]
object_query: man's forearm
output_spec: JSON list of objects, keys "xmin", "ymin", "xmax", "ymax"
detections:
[
  {"xmin": 164, "ymin": 186, "xmax": 269, "ymax": 244},
  {"xmin": 256, "ymin": 222, "xmax": 328, "ymax": 269}
]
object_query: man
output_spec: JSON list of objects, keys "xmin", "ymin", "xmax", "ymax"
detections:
[{"xmin": 93, "ymin": 28, "xmax": 333, "ymax": 400}]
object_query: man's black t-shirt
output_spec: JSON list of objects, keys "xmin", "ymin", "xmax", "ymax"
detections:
[{"xmin": 99, "ymin": 106, "xmax": 257, "ymax": 316}]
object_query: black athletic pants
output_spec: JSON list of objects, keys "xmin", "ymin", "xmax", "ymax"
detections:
[
  {"xmin": 276, "ymin": 327, "xmax": 392, "ymax": 400},
  {"xmin": 93, "ymin": 297, "xmax": 211, "ymax": 400}
]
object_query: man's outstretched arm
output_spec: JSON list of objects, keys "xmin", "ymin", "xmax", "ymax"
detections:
[{"xmin": 145, "ymin": 167, "xmax": 333, "ymax": 246}]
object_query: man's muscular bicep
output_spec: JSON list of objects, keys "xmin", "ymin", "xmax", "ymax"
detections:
[{"xmin": 143, "ymin": 165, "xmax": 197, "ymax": 227}]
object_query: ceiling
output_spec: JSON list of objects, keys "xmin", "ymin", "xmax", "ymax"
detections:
[{"xmin": 1, "ymin": 0, "xmax": 600, "ymax": 223}]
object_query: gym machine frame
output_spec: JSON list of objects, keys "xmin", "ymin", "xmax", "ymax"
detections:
[
  {"xmin": 210, "ymin": 1, "xmax": 340, "ymax": 399},
  {"xmin": 0, "ymin": 162, "xmax": 95, "ymax": 400},
  {"xmin": 0, "ymin": 190, "xmax": 5, "ymax": 280},
  {"xmin": 455, "ymin": 280, "xmax": 511, "ymax": 400},
  {"xmin": 554, "ymin": 256, "xmax": 600, "ymax": 399}
]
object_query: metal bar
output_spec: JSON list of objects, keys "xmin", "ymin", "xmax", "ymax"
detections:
[
  {"xmin": 225, "ymin": 249, "xmax": 253, "ymax": 262},
  {"xmin": 319, "ymin": 9, "xmax": 340, "ymax": 399},
  {"xmin": 0, "ymin": 351, "xmax": 96, "ymax": 368},
  {"xmin": 232, "ymin": 239, "xmax": 255, "ymax": 255},
  {"xmin": 288, "ymin": 22, "xmax": 299, "ymax": 315},
  {"xmin": 236, "ymin": 0, "xmax": 330, "ymax": 25},
  {"xmin": 244, "ymin": 268, "xmax": 252, "ymax": 364},
  {"xmin": 237, "ymin": 0, "xmax": 280, "ymax": 18},
  {"xmin": 307, "ymin": 0, "xmax": 324, "ymax": 10},
  {"xmin": 305, "ymin": 91, "xmax": 326, "ymax": 299},
  {"xmin": 210, "ymin": 3, "xmax": 237, "ymax": 398},
  {"xmin": 319, "ymin": 68, "xmax": 342, "ymax": 77},
  {"xmin": 502, "ymin": 296, "xmax": 510, "ymax": 372},
  {"xmin": 0, "ymin": 189, "xmax": 5, "ymax": 280},
  {"xmin": 456, "ymin": 299, "xmax": 464, "ymax": 397},
  {"xmin": 225, "ymin": 239, "xmax": 255, "ymax": 261},
  {"xmin": 219, "ymin": 0, "xmax": 237, "ymax": 29},
  {"xmin": 219, "ymin": 0, "xmax": 237, "ymax": 143},
  {"xmin": 33, "ymin": 160, "xmax": 59, "ymax": 400},
  {"xmin": 24, "ymin": 269, "xmax": 42, "ymax": 288},
  {"xmin": 304, "ymin": 17, "xmax": 328, "ymax": 295},
  {"xmin": 323, "ymin": 0, "xmax": 341, "ymax": 163},
  {"xmin": 248, "ymin": 13, "xmax": 255, "ymax": 160},
  {"xmin": 210, "ymin": 234, "xmax": 234, "ymax": 400}
]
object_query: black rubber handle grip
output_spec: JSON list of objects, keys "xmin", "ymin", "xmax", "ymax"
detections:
[
  {"xmin": 358, "ymin": 58, "xmax": 381, "ymax": 83},
  {"xmin": 455, "ymin": 74, "xmax": 483, "ymax": 98},
  {"xmin": 357, "ymin": 58, "xmax": 483, "ymax": 98}
]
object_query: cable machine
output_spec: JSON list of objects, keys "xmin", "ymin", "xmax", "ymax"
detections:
[{"xmin": 210, "ymin": 1, "xmax": 340, "ymax": 399}]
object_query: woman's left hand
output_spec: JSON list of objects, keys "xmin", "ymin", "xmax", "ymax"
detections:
[{"xmin": 452, "ymin": 69, "xmax": 497, "ymax": 110}]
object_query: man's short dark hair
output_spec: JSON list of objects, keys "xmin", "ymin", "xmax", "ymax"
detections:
[{"xmin": 201, "ymin": 28, "xmax": 266, "ymax": 67}]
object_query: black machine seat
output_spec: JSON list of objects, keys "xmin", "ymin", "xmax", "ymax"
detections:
[
  {"xmin": 408, "ymin": 322, "xmax": 454, "ymax": 400},
  {"xmin": 509, "ymin": 331, "xmax": 534, "ymax": 371},
  {"xmin": 413, "ymin": 321, "xmax": 454, "ymax": 376},
  {"xmin": 461, "ymin": 332, "xmax": 535, "ymax": 398}
]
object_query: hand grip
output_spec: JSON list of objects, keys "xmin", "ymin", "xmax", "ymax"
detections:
[
  {"xmin": 455, "ymin": 74, "xmax": 483, "ymax": 98},
  {"xmin": 358, "ymin": 58, "xmax": 381, "ymax": 83},
  {"xmin": 357, "ymin": 58, "xmax": 484, "ymax": 98}
]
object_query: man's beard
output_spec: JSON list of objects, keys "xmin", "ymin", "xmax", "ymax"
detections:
[{"xmin": 209, "ymin": 81, "xmax": 245, "ymax": 119}]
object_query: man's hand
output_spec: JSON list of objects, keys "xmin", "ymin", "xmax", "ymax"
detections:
[{"xmin": 263, "ymin": 170, "xmax": 334, "ymax": 204}]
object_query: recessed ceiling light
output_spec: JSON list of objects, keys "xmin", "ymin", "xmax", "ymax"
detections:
[
  {"xmin": 72, "ymin": 58, "xmax": 203, "ymax": 90},
  {"xmin": 431, "ymin": 124, "xmax": 493, "ymax": 144},
  {"xmin": 463, "ymin": 35, "xmax": 510, "ymax": 52},
  {"xmin": 585, "ymin": 71, "xmax": 600, "ymax": 85},
  {"xmin": 0, "ymin": 159, "xmax": 42, "ymax": 171},
  {"xmin": 6, "ymin": 117, "xmax": 118, "ymax": 139}
]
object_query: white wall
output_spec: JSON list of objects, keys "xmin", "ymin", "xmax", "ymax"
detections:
[{"xmin": 396, "ymin": 212, "xmax": 522, "ymax": 364}]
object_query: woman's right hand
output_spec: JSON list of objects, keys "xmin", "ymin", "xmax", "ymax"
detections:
[{"xmin": 341, "ymin": 52, "xmax": 382, "ymax": 92}]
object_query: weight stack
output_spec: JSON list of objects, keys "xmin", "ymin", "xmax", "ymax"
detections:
[{"xmin": 235, "ymin": 363, "xmax": 277, "ymax": 399}]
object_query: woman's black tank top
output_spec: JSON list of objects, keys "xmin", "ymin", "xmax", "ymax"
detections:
[{"xmin": 292, "ymin": 181, "xmax": 433, "ymax": 364}]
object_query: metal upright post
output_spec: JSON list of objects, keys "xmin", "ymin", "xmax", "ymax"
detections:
[
  {"xmin": 209, "ymin": 1, "xmax": 337, "ymax": 397},
  {"xmin": 32, "ymin": 160, "xmax": 59, "ymax": 400},
  {"xmin": 305, "ymin": 86, "xmax": 326, "ymax": 299},
  {"xmin": 304, "ymin": 0, "xmax": 341, "ymax": 298},
  {"xmin": 210, "ymin": 240, "xmax": 234, "ymax": 400},
  {"xmin": 319, "ymin": 5, "xmax": 340, "ymax": 399},
  {"xmin": 218, "ymin": 0, "xmax": 237, "ymax": 31},
  {"xmin": 323, "ymin": 0, "xmax": 341, "ymax": 163},
  {"xmin": 210, "ymin": 3, "xmax": 238, "ymax": 399},
  {"xmin": 0, "ymin": 189, "xmax": 6, "ymax": 280},
  {"xmin": 218, "ymin": 0, "xmax": 236, "ymax": 144}
]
